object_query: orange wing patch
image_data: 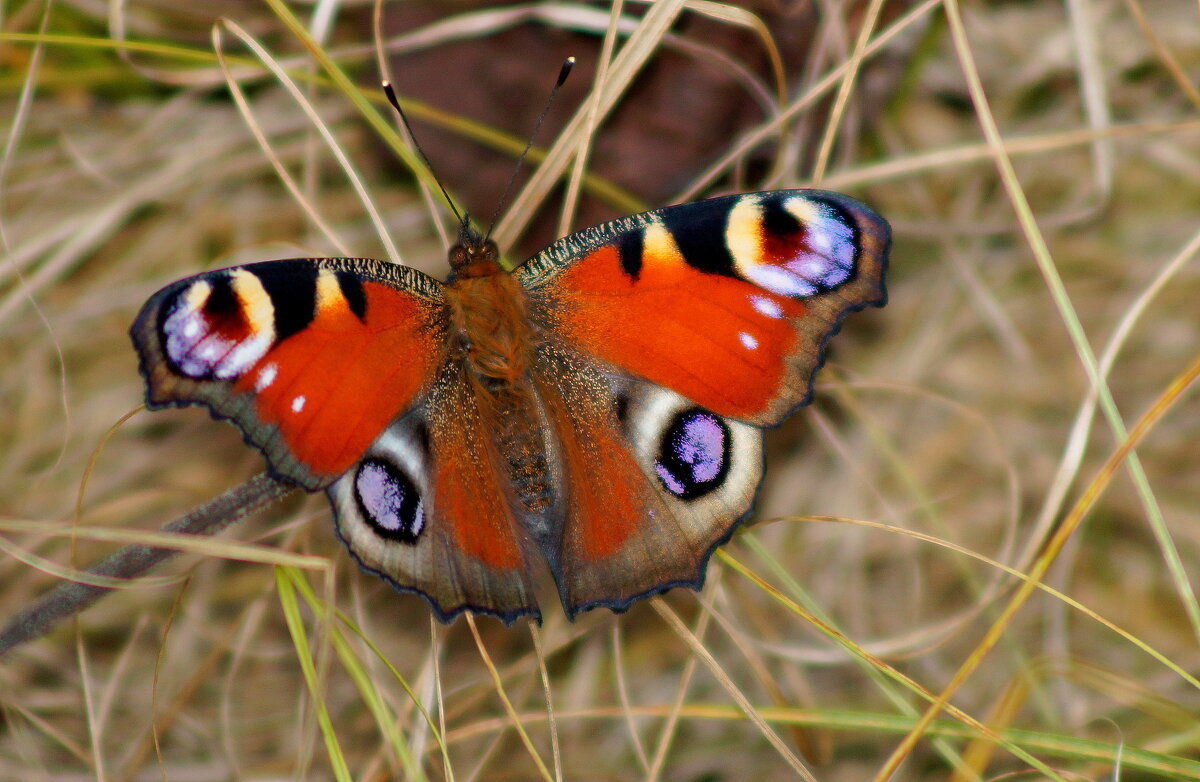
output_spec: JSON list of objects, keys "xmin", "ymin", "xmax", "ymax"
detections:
[
  {"xmin": 430, "ymin": 403, "xmax": 527, "ymax": 571},
  {"xmin": 545, "ymin": 240, "xmax": 805, "ymax": 420},
  {"xmin": 234, "ymin": 278, "xmax": 441, "ymax": 480},
  {"xmin": 539, "ymin": 376, "xmax": 644, "ymax": 561}
]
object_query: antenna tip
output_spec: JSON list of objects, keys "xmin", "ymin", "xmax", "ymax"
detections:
[
  {"xmin": 556, "ymin": 57, "xmax": 575, "ymax": 87},
  {"xmin": 382, "ymin": 81, "xmax": 401, "ymax": 111}
]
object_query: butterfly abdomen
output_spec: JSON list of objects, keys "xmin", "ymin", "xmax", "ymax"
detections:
[{"xmin": 493, "ymin": 400, "xmax": 554, "ymax": 515}]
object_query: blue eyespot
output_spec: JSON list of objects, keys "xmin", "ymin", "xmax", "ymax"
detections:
[
  {"xmin": 654, "ymin": 409, "xmax": 730, "ymax": 500},
  {"xmin": 355, "ymin": 459, "xmax": 424, "ymax": 543}
]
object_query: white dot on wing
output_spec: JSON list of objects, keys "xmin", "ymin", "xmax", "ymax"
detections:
[
  {"xmin": 255, "ymin": 363, "xmax": 278, "ymax": 392},
  {"xmin": 749, "ymin": 295, "xmax": 783, "ymax": 319}
]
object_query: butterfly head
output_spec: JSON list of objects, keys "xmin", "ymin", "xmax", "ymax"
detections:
[{"xmin": 449, "ymin": 218, "xmax": 502, "ymax": 280}]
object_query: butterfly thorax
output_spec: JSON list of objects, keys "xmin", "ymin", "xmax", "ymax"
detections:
[
  {"xmin": 444, "ymin": 236, "xmax": 553, "ymax": 515},
  {"xmin": 444, "ymin": 247, "xmax": 531, "ymax": 387}
]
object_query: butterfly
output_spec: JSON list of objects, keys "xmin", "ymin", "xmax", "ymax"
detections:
[{"xmin": 131, "ymin": 189, "xmax": 889, "ymax": 624}]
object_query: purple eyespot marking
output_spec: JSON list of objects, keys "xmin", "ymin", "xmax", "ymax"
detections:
[
  {"xmin": 742, "ymin": 196, "xmax": 857, "ymax": 298},
  {"xmin": 355, "ymin": 460, "xmax": 424, "ymax": 543},
  {"xmin": 789, "ymin": 201, "xmax": 854, "ymax": 286},
  {"xmin": 654, "ymin": 409, "xmax": 731, "ymax": 500},
  {"xmin": 160, "ymin": 278, "xmax": 274, "ymax": 380}
]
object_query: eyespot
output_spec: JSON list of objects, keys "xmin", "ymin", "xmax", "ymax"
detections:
[
  {"xmin": 727, "ymin": 194, "xmax": 856, "ymax": 298},
  {"xmin": 354, "ymin": 459, "xmax": 425, "ymax": 543},
  {"xmin": 160, "ymin": 272, "xmax": 275, "ymax": 380},
  {"xmin": 653, "ymin": 409, "xmax": 731, "ymax": 500}
]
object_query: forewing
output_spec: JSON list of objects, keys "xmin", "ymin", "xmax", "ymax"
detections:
[
  {"xmin": 131, "ymin": 258, "xmax": 446, "ymax": 490},
  {"xmin": 518, "ymin": 190, "xmax": 889, "ymax": 426}
]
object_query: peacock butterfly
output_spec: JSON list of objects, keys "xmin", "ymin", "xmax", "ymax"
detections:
[{"xmin": 131, "ymin": 189, "xmax": 889, "ymax": 624}]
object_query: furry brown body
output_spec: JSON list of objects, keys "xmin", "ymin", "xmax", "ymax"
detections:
[{"xmin": 444, "ymin": 239, "xmax": 554, "ymax": 516}]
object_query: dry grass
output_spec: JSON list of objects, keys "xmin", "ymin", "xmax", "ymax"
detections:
[{"xmin": 2, "ymin": 1, "xmax": 1199, "ymax": 780}]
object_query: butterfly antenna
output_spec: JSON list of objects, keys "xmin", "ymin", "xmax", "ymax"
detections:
[
  {"xmin": 382, "ymin": 81, "xmax": 465, "ymax": 228},
  {"xmin": 483, "ymin": 56, "xmax": 575, "ymax": 244}
]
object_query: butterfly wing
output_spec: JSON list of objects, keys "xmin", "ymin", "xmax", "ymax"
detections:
[
  {"xmin": 327, "ymin": 360, "xmax": 541, "ymax": 624},
  {"xmin": 518, "ymin": 190, "xmax": 889, "ymax": 426},
  {"xmin": 517, "ymin": 190, "xmax": 889, "ymax": 615},
  {"xmin": 532, "ymin": 343, "xmax": 763, "ymax": 617},
  {"xmin": 130, "ymin": 258, "xmax": 447, "ymax": 490},
  {"xmin": 134, "ymin": 258, "xmax": 540, "ymax": 621}
]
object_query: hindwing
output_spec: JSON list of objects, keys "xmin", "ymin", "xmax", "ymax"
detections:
[
  {"xmin": 531, "ymin": 343, "xmax": 763, "ymax": 617},
  {"xmin": 328, "ymin": 361, "xmax": 541, "ymax": 624}
]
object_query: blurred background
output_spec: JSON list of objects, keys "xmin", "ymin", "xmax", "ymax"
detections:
[{"xmin": 1, "ymin": 1, "xmax": 1198, "ymax": 780}]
